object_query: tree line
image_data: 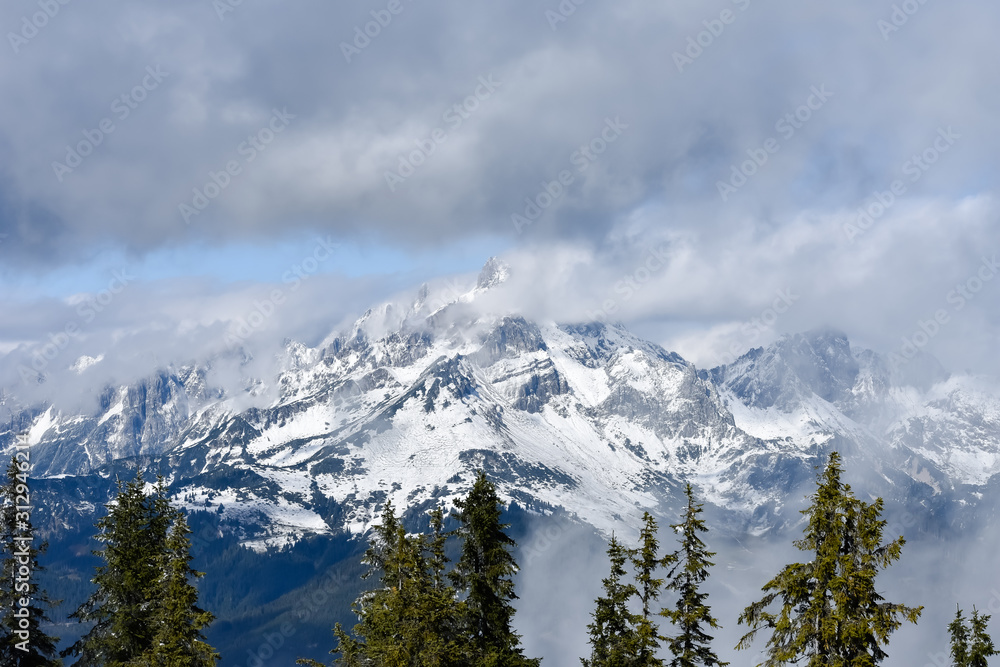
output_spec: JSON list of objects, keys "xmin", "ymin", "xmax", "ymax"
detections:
[
  {"xmin": 299, "ymin": 454, "xmax": 997, "ymax": 667},
  {"xmin": 0, "ymin": 452, "xmax": 996, "ymax": 666}
]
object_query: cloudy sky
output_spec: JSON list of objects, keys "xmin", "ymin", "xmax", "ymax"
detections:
[{"xmin": 1, "ymin": 0, "xmax": 998, "ymax": 404}]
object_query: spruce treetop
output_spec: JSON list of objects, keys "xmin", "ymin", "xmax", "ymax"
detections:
[
  {"xmin": 737, "ymin": 452, "xmax": 921, "ymax": 666},
  {"xmin": 662, "ymin": 483, "xmax": 728, "ymax": 667}
]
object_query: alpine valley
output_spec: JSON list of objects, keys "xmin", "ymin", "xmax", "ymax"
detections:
[{"xmin": 5, "ymin": 258, "xmax": 1000, "ymax": 665}]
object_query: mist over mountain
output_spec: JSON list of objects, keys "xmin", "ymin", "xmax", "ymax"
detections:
[
  {"xmin": 5, "ymin": 258, "xmax": 999, "ymax": 539},
  {"xmin": 4, "ymin": 257, "xmax": 1000, "ymax": 664}
]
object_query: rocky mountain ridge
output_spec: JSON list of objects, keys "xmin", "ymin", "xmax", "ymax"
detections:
[{"xmin": 3, "ymin": 259, "xmax": 999, "ymax": 547}]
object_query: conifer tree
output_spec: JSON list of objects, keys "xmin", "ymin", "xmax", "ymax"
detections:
[
  {"xmin": 63, "ymin": 471, "xmax": 218, "ymax": 667},
  {"xmin": 361, "ymin": 522, "xmax": 433, "ymax": 665},
  {"xmin": 736, "ymin": 452, "xmax": 922, "ymax": 666},
  {"xmin": 312, "ymin": 501, "xmax": 468, "ymax": 667},
  {"xmin": 64, "ymin": 472, "xmax": 171, "ymax": 665},
  {"xmin": 950, "ymin": 606, "xmax": 998, "ymax": 667},
  {"xmin": 581, "ymin": 534, "xmax": 640, "ymax": 667},
  {"xmin": 631, "ymin": 512, "xmax": 670, "ymax": 667},
  {"xmin": 661, "ymin": 484, "xmax": 727, "ymax": 667},
  {"xmin": 321, "ymin": 501, "xmax": 406, "ymax": 666},
  {"xmin": 0, "ymin": 454, "xmax": 61, "ymax": 666},
  {"xmin": 968, "ymin": 608, "xmax": 998, "ymax": 666},
  {"xmin": 429, "ymin": 506, "xmax": 450, "ymax": 592},
  {"xmin": 140, "ymin": 512, "xmax": 219, "ymax": 666},
  {"xmin": 451, "ymin": 471, "xmax": 539, "ymax": 667},
  {"xmin": 950, "ymin": 607, "xmax": 970, "ymax": 667},
  {"xmin": 423, "ymin": 505, "xmax": 469, "ymax": 664}
]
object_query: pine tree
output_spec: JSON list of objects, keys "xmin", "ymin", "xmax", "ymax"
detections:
[
  {"xmin": 967, "ymin": 607, "xmax": 997, "ymax": 667},
  {"xmin": 63, "ymin": 471, "xmax": 219, "ymax": 667},
  {"xmin": 140, "ymin": 512, "xmax": 219, "ymax": 666},
  {"xmin": 581, "ymin": 534, "xmax": 640, "ymax": 667},
  {"xmin": 429, "ymin": 506, "xmax": 451, "ymax": 592},
  {"xmin": 423, "ymin": 505, "xmax": 469, "ymax": 664},
  {"xmin": 311, "ymin": 501, "xmax": 467, "ymax": 667},
  {"xmin": 736, "ymin": 452, "xmax": 922, "ymax": 666},
  {"xmin": 0, "ymin": 454, "xmax": 61, "ymax": 666},
  {"xmin": 362, "ymin": 522, "xmax": 428, "ymax": 666},
  {"xmin": 660, "ymin": 484, "xmax": 727, "ymax": 667},
  {"xmin": 325, "ymin": 500, "xmax": 407, "ymax": 666},
  {"xmin": 451, "ymin": 471, "xmax": 539, "ymax": 667},
  {"xmin": 63, "ymin": 472, "xmax": 170, "ymax": 665},
  {"xmin": 631, "ymin": 512, "xmax": 670, "ymax": 667},
  {"xmin": 950, "ymin": 607, "xmax": 970, "ymax": 667},
  {"xmin": 308, "ymin": 501, "xmax": 399, "ymax": 667}
]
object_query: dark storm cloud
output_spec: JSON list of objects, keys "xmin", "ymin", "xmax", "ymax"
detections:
[{"xmin": 0, "ymin": 0, "xmax": 996, "ymax": 263}]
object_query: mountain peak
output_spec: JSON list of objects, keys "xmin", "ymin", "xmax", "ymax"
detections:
[
  {"xmin": 715, "ymin": 328, "xmax": 860, "ymax": 409},
  {"xmin": 800, "ymin": 325, "xmax": 849, "ymax": 344},
  {"xmin": 476, "ymin": 257, "xmax": 510, "ymax": 290}
]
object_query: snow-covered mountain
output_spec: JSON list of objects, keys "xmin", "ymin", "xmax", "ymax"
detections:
[{"xmin": 4, "ymin": 259, "xmax": 1000, "ymax": 547}]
